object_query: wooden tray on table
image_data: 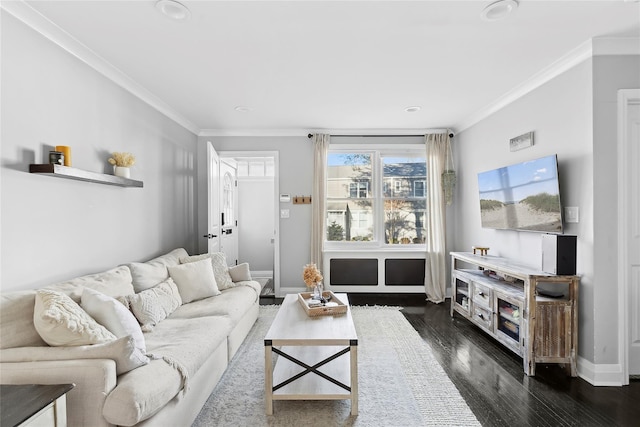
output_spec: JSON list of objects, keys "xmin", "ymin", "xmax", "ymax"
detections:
[{"xmin": 297, "ymin": 291, "xmax": 347, "ymax": 316}]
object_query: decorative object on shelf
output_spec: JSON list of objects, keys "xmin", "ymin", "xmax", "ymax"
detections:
[
  {"xmin": 108, "ymin": 152, "xmax": 136, "ymax": 179},
  {"xmin": 114, "ymin": 167, "xmax": 130, "ymax": 178},
  {"xmin": 472, "ymin": 246, "xmax": 489, "ymax": 255},
  {"xmin": 509, "ymin": 131, "xmax": 534, "ymax": 152},
  {"xmin": 302, "ymin": 263, "xmax": 323, "ymax": 300},
  {"xmin": 55, "ymin": 145, "xmax": 71, "ymax": 166},
  {"xmin": 49, "ymin": 151, "xmax": 64, "ymax": 165}
]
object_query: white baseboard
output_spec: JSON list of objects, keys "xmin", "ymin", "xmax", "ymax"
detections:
[{"xmin": 577, "ymin": 356, "xmax": 625, "ymax": 386}]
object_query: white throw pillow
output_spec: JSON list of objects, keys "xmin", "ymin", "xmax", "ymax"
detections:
[
  {"xmin": 168, "ymin": 258, "xmax": 221, "ymax": 303},
  {"xmin": 122, "ymin": 279, "xmax": 182, "ymax": 332},
  {"xmin": 180, "ymin": 253, "xmax": 234, "ymax": 290},
  {"xmin": 127, "ymin": 262, "xmax": 169, "ymax": 293},
  {"xmin": 34, "ymin": 289, "xmax": 116, "ymax": 346},
  {"xmin": 0, "ymin": 335, "xmax": 148, "ymax": 375},
  {"xmin": 228, "ymin": 263, "xmax": 252, "ymax": 282},
  {"xmin": 81, "ymin": 288, "xmax": 146, "ymax": 353}
]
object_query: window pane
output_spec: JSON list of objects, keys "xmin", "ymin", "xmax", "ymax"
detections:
[
  {"xmin": 382, "ymin": 156, "xmax": 426, "ymax": 198},
  {"xmin": 384, "ymin": 199, "xmax": 426, "ymax": 244},
  {"xmin": 327, "ymin": 153, "xmax": 372, "ymax": 199},
  {"xmin": 326, "ymin": 200, "xmax": 373, "ymax": 242}
]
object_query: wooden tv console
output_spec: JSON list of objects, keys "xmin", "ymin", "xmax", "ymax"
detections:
[{"xmin": 450, "ymin": 252, "xmax": 579, "ymax": 376}]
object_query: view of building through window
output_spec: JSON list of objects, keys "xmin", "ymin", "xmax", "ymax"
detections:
[{"xmin": 326, "ymin": 151, "xmax": 426, "ymax": 245}]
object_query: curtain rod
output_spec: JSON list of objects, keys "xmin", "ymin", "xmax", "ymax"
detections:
[{"xmin": 307, "ymin": 133, "xmax": 454, "ymax": 139}]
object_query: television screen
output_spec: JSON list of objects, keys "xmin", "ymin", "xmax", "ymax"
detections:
[{"xmin": 477, "ymin": 155, "xmax": 563, "ymax": 233}]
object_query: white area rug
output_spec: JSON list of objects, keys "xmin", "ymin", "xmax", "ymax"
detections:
[{"xmin": 192, "ymin": 306, "xmax": 480, "ymax": 426}]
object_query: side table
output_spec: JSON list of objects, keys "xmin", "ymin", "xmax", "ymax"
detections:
[{"xmin": 0, "ymin": 384, "xmax": 75, "ymax": 427}]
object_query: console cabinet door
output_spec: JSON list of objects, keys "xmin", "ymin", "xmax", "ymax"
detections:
[
  {"xmin": 494, "ymin": 292, "xmax": 524, "ymax": 355},
  {"xmin": 452, "ymin": 273, "xmax": 470, "ymax": 315}
]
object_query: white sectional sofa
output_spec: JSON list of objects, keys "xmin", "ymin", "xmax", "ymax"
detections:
[{"xmin": 0, "ymin": 248, "xmax": 260, "ymax": 427}]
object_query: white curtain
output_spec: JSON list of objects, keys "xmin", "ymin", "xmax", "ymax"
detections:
[
  {"xmin": 310, "ymin": 134, "xmax": 330, "ymax": 270},
  {"xmin": 424, "ymin": 133, "xmax": 450, "ymax": 303}
]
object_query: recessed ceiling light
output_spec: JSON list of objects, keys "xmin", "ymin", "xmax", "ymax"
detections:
[
  {"xmin": 234, "ymin": 106, "xmax": 253, "ymax": 112},
  {"xmin": 481, "ymin": 0, "xmax": 518, "ymax": 21},
  {"xmin": 155, "ymin": 0, "xmax": 191, "ymax": 21},
  {"xmin": 404, "ymin": 106, "xmax": 422, "ymax": 113}
]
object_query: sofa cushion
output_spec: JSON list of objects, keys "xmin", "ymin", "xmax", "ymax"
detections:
[
  {"xmin": 103, "ymin": 316, "xmax": 231, "ymax": 426},
  {"xmin": 168, "ymin": 258, "xmax": 220, "ymax": 303},
  {"xmin": 0, "ymin": 290, "xmax": 46, "ymax": 349},
  {"xmin": 81, "ymin": 288, "xmax": 146, "ymax": 353},
  {"xmin": 0, "ymin": 335, "xmax": 148, "ymax": 375},
  {"xmin": 46, "ymin": 266, "xmax": 135, "ymax": 303},
  {"xmin": 228, "ymin": 263, "xmax": 252, "ymax": 282},
  {"xmin": 34, "ymin": 289, "xmax": 116, "ymax": 346},
  {"xmin": 121, "ymin": 278, "xmax": 182, "ymax": 332},
  {"xmin": 127, "ymin": 248, "xmax": 189, "ymax": 293},
  {"xmin": 180, "ymin": 253, "xmax": 234, "ymax": 291},
  {"xmin": 170, "ymin": 282, "xmax": 259, "ymax": 324}
]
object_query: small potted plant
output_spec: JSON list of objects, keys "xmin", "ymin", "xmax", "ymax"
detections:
[{"xmin": 108, "ymin": 152, "xmax": 136, "ymax": 178}]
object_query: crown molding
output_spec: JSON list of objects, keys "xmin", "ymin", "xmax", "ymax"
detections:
[
  {"xmin": 1, "ymin": 0, "xmax": 200, "ymax": 135},
  {"xmin": 455, "ymin": 37, "xmax": 640, "ymax": 133},
  {"xmin": 199, "ymin": 128, "xmax": 448, "ymax": 137},
  {"xmin": 199, "ymin": 128, "xmax": 311, "ymax": 137}
]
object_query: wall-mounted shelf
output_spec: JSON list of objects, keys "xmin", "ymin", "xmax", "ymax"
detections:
[{"xmin": 29, "ymin": 164, "xmax": 143, "ymax": 188}]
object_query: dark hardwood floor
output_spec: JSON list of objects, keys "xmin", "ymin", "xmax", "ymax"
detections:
[{"xmin": 261, "ymin": 293, "xmax": 640, "ymax": 426}]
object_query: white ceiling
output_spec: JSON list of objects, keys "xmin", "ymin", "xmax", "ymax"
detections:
[{"xmin": 11, "ymin": 1, "xmax": 640, "ymax": 135}]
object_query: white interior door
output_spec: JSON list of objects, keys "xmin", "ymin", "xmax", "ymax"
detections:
[
  {"xmin": 626, "ymin": 100, "xmax": 640, "ymax": 375},
  {"xmin": 206, "ymin": 142, "xmax": 221, "ymax": 254},
  {"xmin": 220, "ymin": 160, "xmax": 238, "ymax": 266}
]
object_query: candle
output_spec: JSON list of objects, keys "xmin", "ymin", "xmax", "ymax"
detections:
[{"xmin": 55, "ymin": 146, "xmax": 71, "ymax": 166}]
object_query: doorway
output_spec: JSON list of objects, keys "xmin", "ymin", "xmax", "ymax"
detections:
[{"xmin": 219, "ymin": 151, "xmax": 279, "ymax": 297}]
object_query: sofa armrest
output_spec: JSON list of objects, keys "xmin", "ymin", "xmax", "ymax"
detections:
[{"xmin": 1, "ymin": 359, "xmax": 117, "ymax": 427}]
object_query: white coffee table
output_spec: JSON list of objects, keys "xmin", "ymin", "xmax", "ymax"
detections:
[{"xmin": 264, "ymin": 293, "xmax": 358, "ymax": 415}]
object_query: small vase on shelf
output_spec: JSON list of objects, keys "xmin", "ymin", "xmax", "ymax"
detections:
[{"xmin": 114, "ymin": 166, "xmax": 130, "ymax": 179}]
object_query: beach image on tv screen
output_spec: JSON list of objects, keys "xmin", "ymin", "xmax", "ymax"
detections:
[{"xmin": 477, "ymin": 155, "xmax": 562, "ymax": 232}]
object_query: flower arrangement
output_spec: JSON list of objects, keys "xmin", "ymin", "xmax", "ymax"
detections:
[
  {"xmin": 302, "ymin": 263, "xmax": 323, "ymax": 289},
  {"xmin": 108, "ymin": 152, "xmax": 136, "ymax": 168}
]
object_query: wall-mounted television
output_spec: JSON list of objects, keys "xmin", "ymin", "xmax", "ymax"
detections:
[{"xmin": 477, "ymin": 154, "xmax": 563, "ymax": 233}]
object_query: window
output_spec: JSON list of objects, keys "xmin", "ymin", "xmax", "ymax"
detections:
[
  {"xmin": 349, "ymin": 182, "xmax": 369, "ymax": 198},
  {"xmin": 326, "ymin": 149, "xmax": 426, "ymax": 245}
]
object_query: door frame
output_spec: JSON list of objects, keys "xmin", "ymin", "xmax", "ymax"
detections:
[
  {"xmin": 206, "ymin": 141, "xmax": 221, "ymax": 254},
  {"xmin": 218, "ymin": 151, "xmax": 280, "ymax": 297},
  {"xmin": 617, "ymin": 88, "xmax": 640, "ymax": 385}
]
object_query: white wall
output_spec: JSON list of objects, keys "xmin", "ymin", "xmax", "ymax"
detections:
[
  {"xmin": 238, "ymin": 178, "xmax": 274, "ymax": 271},
  {"xmin": 198, "ymin": 136, "xmax": 312, "ymax": 289},
  {"xmin": 1, "ymin": 12, "xmax": 198, "ymax": 291}
]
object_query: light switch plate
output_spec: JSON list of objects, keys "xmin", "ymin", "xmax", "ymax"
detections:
[
  {"xmin": 280, "ymin": 209, "xmax": 290, "ymax": 219},
  {"xmin": 565, "ymin": 207, "xmax": 579, "ymax": 223}
]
